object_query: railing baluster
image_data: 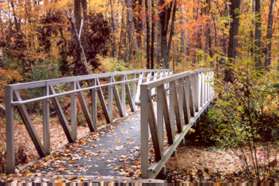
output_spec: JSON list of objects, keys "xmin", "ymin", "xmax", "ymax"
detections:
[
  {"xmin": 108, "ymin": 76, "xmax": 113, "ymax": 119},
  {"xmin": 140, "ymin": 85, "xmax": 150, "ymax": 178},
  {"xmin": 96, "ymin": 79, "xmax": 111, "ymax": 123},
  {"xmin": 50, "ymin": 86, "xmax": 75, "ymax": 143},
  {"xmin": 158, "ymin": 85, "xmax": 174, "ymax": 145},
  {"xmin": 170, "ymin": 81, "xmax": 182, "ymax": 133},
  {"xmin": 5, "ymin": 86, "xmax": 15, "ymax": 173},
  {"xmin": 14, "ymin": 91, "xmax": 47, "ymax": 157},
  {"xmin": 77, "ymin": 82, "xmax": 96, "ymax": 132},
  {"xmin": 121, "ymin": 75, "xmax": 127, "ymax": 116},
  {"xmin": 91, "ymin": 79, "xmax": 97, "ymax": 129},
  {"xmin": 43, "ymin": 84, "xmax": 50, "ymax": 154},
  {"xmin": 71, "ymin": 81, "xmax": 77, "ymax": 139},
  {"xmin": 112, "ymin": 77, "xmax": 124, "ymax": 117}
]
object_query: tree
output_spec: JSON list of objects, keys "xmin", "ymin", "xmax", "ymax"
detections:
[
  {"xmin": 225, "ymin": 0, "xmax": 241, "ymax": 82},
  {"xmin": 254, "ymin": 0, "xmax": 262, "ymax": 68},
  {"xmin": 264, "ymin": 0, "xmax": 276, "ymax": 68},
  {"xmin": 159, "ymin": 0, "xmax": 177, "ymax": 68}
]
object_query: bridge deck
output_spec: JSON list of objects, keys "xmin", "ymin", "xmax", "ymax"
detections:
[{"xmin": 21, "ymin": 113, "xmax": 141, "ymax": 178}]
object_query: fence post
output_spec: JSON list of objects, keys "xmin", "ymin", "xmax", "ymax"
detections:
[
  {"xmin": 140, "ymin": 85, "xmax": 149, "ymax": 178},
  {"xmin": 43, "ymin": 84, "xmax": 50, "ymax": 154},
  {"xmin": 5, "ymin": 86, "xmax": 15, "ymax": 173},
  {"xmin": 71, "ymin": 81, "xmax": 77, "ymax": 140},
  {"xmin": 91, "ymin": 79, "xmax": 97, "ymax": 129},
  {"xmin": 121, "ymin": 75, "xmax": 127, "ymax": 116},
  {"xmin": 108, "ymin": 76, "xmax": 113, "ymax": 119}
]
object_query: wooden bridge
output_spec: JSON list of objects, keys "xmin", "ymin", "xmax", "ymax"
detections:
[{"xmin": 4, "ymin": 68, "xmax": 214, "ymax": 179}]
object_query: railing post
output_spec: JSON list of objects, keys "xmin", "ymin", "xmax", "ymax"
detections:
[
  {"xmin": 121, "ymin": 75, "xmax": 127, "ymax": 116},
  {"xmin": 71, "ymin": 81, "xmax": 77, "ymax": 140},
  {"xmin": 140, "ymin": 85, "xmax": 149, "ymax": 178},
  {"xmin": 91, "ymin": 79, "xmax": 97, "ymax": 128},
  {"xmin": 43, "ymin": 84, "xmax": 50, "ymax": 154},
  {"xmin": 5, "ymin": 86, "xmax": 15, "ymax": 173},
  {"xmin": 108, "ymin": 76, "xmax": 113, "ymax": 119}
]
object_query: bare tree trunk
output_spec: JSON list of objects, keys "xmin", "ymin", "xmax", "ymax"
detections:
[
  {"xmin": 118, "ymin": 5, "xmax": 127, "ymax": 60},
  {"xmin": 225, "ymin": 0, "xmax": 241, "ymax": 82},
  {"xmin": 264, "ymin": 0, "xmax": 276, "ymax": 68},
  {"xmin": 125, "ymin": 0, "xmax": 136, "ymax": 62},
  {"xmin": 150, "ymin": 0, "xmax": 155, "ymax": 69},
  {"xmin": 109, "ymin": 0, "xmax": 117, "ymax": 57},
  {"xmin": 74, "ymin": 0, "xmax": 81, "ymax": 31},
  {"xmin": 10, "ymin": 0, "xmax": 21, "ymax": 32},
  {"xmin": 145, "ymin": 0, "xmax": 150, "ymax": 69},
  {"xmin": 206, "ymin": 0, "xmax": 213, "ymax": 57},
  {"xmin": 133, "ymin": 0, "xmax": 143, "ymax": 49},
  {"xmin": 159, "ymin": 0, "xmax": 177, "ymax": 69},
  {"xmin": 254, "ymin": 0, "xmax": 262, "ymax": 68}
]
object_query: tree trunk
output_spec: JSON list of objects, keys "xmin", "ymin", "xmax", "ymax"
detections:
[
  {"xmin": 74, "ymin": 0, "xmax": 81, "ymax": 31},
  {"xmin": 125, "ymin": 0, "xmax": 136, "ymax": 62},
  {"xmin": 150, "ymin": 0, "xmax": 155, "ymax": 69},
  {"xmin": 254, "ymin": 0, "xmax": 262, "ymax": 68},
  {"xmin": 206, "ymin": 0, "xmax": 213, "ymax": 57},
  {"xmin": 109, "ymin": 0, "xmax": 117, "ymax": 57},
  {"xmin": 264, "ymin": 0, "xmax": 276, "ymax": 68},
  {"xmin": 159, "ymin": 0, "xmax": 177, "ymax": 69},
  {"xmin": 225, "ymin": 0, "xmax": 241, "ymax": 82},
  {"xmin": 145, "ymin": 0, "xmax": 150, "ymax": 69},
  {"xmin": 133, "ymin": 0, "xmax": 143, "ymax": 49}
]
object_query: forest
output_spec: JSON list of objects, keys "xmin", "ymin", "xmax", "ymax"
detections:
[{"xmin": 0, "ymin": 0, "xmax": 278, "ymax": 183}]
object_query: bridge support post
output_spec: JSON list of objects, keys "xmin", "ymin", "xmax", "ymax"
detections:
[{"xmin": 5, "ymin": 86, "xmax": 15, "ymax": 173}]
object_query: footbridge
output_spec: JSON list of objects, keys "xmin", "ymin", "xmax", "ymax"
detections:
[{"xmin": 4, "ymin": 68, "xmax": 214, "ymax": 179}]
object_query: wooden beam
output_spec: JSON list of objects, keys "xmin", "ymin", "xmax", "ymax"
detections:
[
  {"xmin": 112, "ymin": 77, "xmax": 124, "ymax": 117},
  {"xmin": 157, "ymin": 85, "xmax": 174, "ymax": 145},
  {"xmin": 96, "ymin": 79, "xmax": 112, "ymax": 123},
  {"xmin": 49, "ymin": 86, "xmax": 75, "ymax": 143},
  {"xmin": 77, "ymin": 82, "xmax": 96, "ymax": 132},
  {"xmin": 14, "ymin": 91, "xmax": 47, "ymax": 157}
]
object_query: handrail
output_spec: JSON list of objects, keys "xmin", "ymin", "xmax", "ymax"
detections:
[
  {"xmin": 140, "ymin": 69, "xmax": 214, "ymax": 178},
  {"xmin": 9, "ymin": 69, "xmax": 169, "ymax": 90},
  {"xmin": 5, "ymin": 69, "xmax": 172, "ymax": 173}
]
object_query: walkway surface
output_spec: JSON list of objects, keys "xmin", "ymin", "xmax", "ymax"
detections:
[{"xmin": 18, "ymin": 112, "xmax": 142, "ymax": 179}]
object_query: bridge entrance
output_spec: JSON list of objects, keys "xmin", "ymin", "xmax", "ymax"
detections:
[{"xmin": 4, "ymin": 69, "xmax": 214, "ymax": 178}]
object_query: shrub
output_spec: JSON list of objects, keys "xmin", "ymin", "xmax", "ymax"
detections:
[{"xmin": 203, "ymin": 59, "xmax": 279, "ymax": 178}]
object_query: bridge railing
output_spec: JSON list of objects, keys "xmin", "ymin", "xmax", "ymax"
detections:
[
  {"xmin": 5, "ymin": 69, "xmax": 171, "ymax": 173},
  {"xmin": 140, "ymin": 69, "xmax": 214, "ymax": 178}
]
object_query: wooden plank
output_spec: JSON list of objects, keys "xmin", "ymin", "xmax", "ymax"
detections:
[
  {"xmin": 96, "ymin": 79, "xmax": 111, "ymax": 123},
  {"xmin": 49, "ymin": 86, "xmax": 75, "ymax": 143},
  {"xmin": 147, "ymin": 100, "xmax": 212, "ymax": 178},
  {"xmin": 125, "ymin": 78, "xmax": 136, "ymax": 112},
  {"xmin": 156, "ymin": 86, "xmax": 164, "ymax": 149},
  {"xmin": 121, "ymin": 75, "xmax": 127, "ymax": 116},
  {"xmin": 5, "ymin": 86, "xmax": 15, "ymax": 173},
  {"xmin": 107, "ymin": 77, "xmax": 113, "ymax": 119},
  {"xmin": 14, "ymin": 91, "xmax": 47, "ymax": 157},
  {"xmin": 43, "ymin": 85, "xmax": 50, "ymax": 154},
  {"xmin": 70, "ymin": 82, "xmax": 77, "ymax": 140},
  {"xmin": 193, "ymin": 74, "xmax": 199, "ymax": 113},
  {"xmin": 90, "ymin": 79, "xmax": 97, "ymax": 129},
  {"xmin": 176, "ymin": 79, "xmax": 186, "ymax": 126},
  {"xmin": 170, "ymin": 81, "xmax": 182, "ymax": 133},
  {"xmin": 140, "ymin": 86, "xmax": 150, "ymax": 178},
  {"xmin": 112, "ymin": 77, "xmax": 124, "ymax": 117},
  {"xmin": 135, "ymin": 72, "xmax": 144, "ymax": 104},
  {"xmin": 77, "ymin": 82, "xmax": 96, "ymax": 132},
  {"xmin": 170, "ymin": 81, "xmax": 183, "ymax": 133},
  {"xmin": 188, "ymin": 76, "xmax": 195, "ymax": 117},
  {"xmin": 144, "ymin": 87, "xmax": 163, "ymax": 162},
  {"xmin": 157, "ymin": 85, "xmax": 174, "ymax": 145},
  {"xmin": 184, "ymin": 77, "xmax": 192, "ymax": 123}
]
